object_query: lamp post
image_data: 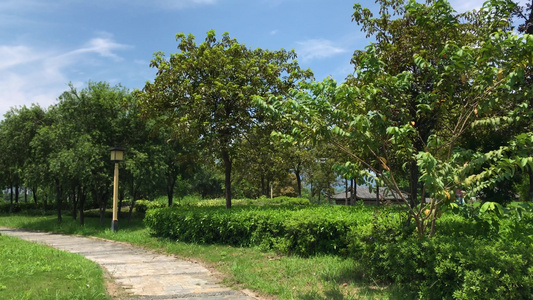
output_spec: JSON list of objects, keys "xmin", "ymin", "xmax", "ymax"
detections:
[{"xmin": 110, "ymin": 147, "xmax": 125, "ymax": 232}]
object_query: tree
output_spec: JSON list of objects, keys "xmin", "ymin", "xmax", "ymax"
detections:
[
  {"xmin": 30, "ymin": 82, "xmax": 130, "ymax": 224},
  {"xmin": 138, "ymin": 30, "xmax": 312, "ymax": 208},
  {"xmin": 258, "ymin": 0, "xmax": 533, "ymax": 237},
  {"xmin": 0, "ymin": 105, "xmax": 47, "ymax": 212}
]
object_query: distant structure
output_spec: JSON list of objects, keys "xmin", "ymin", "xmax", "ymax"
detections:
[{"xmin": 329, "ymin": 186, "xmax": 408, "ymax": 206}]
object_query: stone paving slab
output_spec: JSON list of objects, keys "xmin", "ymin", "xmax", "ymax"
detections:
[{"xmin": 0, "ymin": 227, "xmax": 257, "ymax": 300}]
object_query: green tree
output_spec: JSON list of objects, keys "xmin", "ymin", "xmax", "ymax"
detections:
[
  {"xmin": 138, "ymin": 30, "xmax": 312, "ymax": 208},
  {"xmin": 258, "ymin": 0, "xmax": 533, "ymax": 237},
  {"xmin": 0, "ymin": 105, "xmax": 47, "ymax": 212},
  {"xmin": 30, "ymin": 82, "xmax": 130, "ymax": 224}
]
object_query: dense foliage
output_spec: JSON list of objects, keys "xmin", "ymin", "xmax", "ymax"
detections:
[
  {"xmin": 349, "ymin": 203, "xmax": 533, "ymax": 298},
  {"xmin": 145, "ymin": 203, "xmax": 378, "ymax": 256},
  {"xmin": 256, "ymin": 0, "xmax": 533, "ymax": 238}
]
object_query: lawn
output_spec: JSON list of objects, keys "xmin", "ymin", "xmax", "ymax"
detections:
[{"xmin": 0, "ymin": 232, "xmax": 110, "ymax": 300}]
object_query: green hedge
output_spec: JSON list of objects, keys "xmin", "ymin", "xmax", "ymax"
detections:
[
  {"xmin": 144, "ymin": 204, "xmax": 375, "ymax": 256},
  {"xmin": 348, "ymin": 208, "xmax": 533, "ymax": 299}
]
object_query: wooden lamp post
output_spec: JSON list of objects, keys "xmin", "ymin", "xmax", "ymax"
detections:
[{"xmin": 110, "ymin": 147, "xmax": 125, "ymax": 232}]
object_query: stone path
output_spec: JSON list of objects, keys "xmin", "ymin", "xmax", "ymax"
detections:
[{"xmin": 0, "ymin": 227, "xmax": 257, "ymax": 300}]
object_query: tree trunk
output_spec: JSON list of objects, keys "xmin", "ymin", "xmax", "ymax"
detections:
[
  {"xmin": 167, "ymin": 179, "xmax": 175, "ymax": 207},
  {"xmin": 79, "ymin": 186, "xmax": 85, "ymax": 226},
  {"xmin": 222, "ymin": 149, "xmax": 232, "ymax": 209},
  {"xmin": 97, "ymin": 188, "xmax": 106, "ymax": 226},
  {"xmin": 24, "ymin": 188, "xmax": 28, "ymax": 203},
  {"xmin": 15, "ymin": 185, "xmax": 19, "ymax": 204},
  {"xmin": 409, "ymin": 160, "xmax": 419, "ymax": 207},
  {"xmin": 32, "ymin": 187, "xmax": 38, "ymax": 209},
  {"xmin": 72, "ymin": 186, "xmax": 78, "ymax": 220},
  {"xmin": 295, "ymin": 167, "xmax": 302, "ymax": 198},
  {"xmin": 55, "ymin": 180, "xmax": 62, "ymax": 224}
]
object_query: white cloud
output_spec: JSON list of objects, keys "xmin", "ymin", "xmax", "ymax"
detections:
[
  {"xmin": 0, "ymin": 34, "xmax": 131, "ymax": 118},
  {"xmin": 0, "ymin": 46, "xmax": 47, "ymax": 70},
  {"xmin": 61, "ymin": 36, "xmax": 131, "ymax": 62},
  {"xmin": 295, "ymin": 39, "xmax": 347, "ymax": 62}
]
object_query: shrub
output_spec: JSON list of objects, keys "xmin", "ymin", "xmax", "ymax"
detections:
[
  {"xmin": 134, "ymin": 200, "xmax": 166, "ymax": 214},
  {"xmin": 144, "ymin": 204, "xmax": 377, "ymax": 256},
  {"xmin": 348, "ymin": 206, "xmax": 533, "ymax": 299}
]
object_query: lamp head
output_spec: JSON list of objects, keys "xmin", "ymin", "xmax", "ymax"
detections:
[{"xmin": 109, "ymin": 147, "xmax": 125, "ymax": 162}]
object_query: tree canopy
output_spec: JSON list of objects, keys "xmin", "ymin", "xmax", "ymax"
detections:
[
  {"xmin": 137, "ymin": 30, "xmax": 313, "ymax": 208},
  {"xmin": 257, "ymin": 0, "xmax": 533, "ymax": 237}
]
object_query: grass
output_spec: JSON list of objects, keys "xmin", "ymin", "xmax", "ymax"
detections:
[
  {"xmin": 0, "ymin": 212, "xmax": 391, "ymax": 299},
  {"xmin": 0, "ymin": 233, "xmax": 110, "ymax": 300}
]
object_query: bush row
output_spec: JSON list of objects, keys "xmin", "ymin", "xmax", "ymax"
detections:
[
  {"xmin": 349, "ymin": 207, "xmax": 533, "ymax": 299},
  {"xmin": 144, "ymin": 204, "xmax": 376, "ymax": 256}
]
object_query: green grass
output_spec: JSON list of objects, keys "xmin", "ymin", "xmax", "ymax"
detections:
[
  {"xmin": 0, "ymin": 233, "xmax": 110, "ymax": 300},
  {"xmin": 0, "ymin": 213, "xmax": 391, "ymax": 299}
]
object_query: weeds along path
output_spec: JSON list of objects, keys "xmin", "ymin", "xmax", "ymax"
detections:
[{"xmin": 0, "ymin": 227, "xmax": 256, "ymax": 300}]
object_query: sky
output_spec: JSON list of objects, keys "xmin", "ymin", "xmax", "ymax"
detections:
[{"xmin": 0, "ymin": 0, "xmax": 527, "ymax": 118}]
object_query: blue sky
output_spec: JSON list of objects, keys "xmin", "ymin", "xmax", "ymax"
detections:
[{"xmin": 0, "ymin": 0, "xmax": 526, "ymax": 117}]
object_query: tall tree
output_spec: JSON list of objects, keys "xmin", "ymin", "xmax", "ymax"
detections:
[
  {"xmin": 138, "ymin": 30, "xmax": 312, "ymax": 208},
  {"xmin": 258, "ymin": 0, "xmax": 533, "ymax": 237}
]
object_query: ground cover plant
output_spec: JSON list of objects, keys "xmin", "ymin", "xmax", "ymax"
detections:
[{"xmin": 0, "ymin": 233, "xmax": 110, "ymax": 300}]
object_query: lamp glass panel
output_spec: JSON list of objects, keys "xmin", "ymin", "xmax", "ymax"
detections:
[{"xmin": 111, "ymin": 150, "xmax": 124, "ymax": 161}]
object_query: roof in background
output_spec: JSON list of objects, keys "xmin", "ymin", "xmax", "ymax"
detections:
[{"xmin": 330, "ymin": 186, "xmax": 409, "ymax": 201}]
